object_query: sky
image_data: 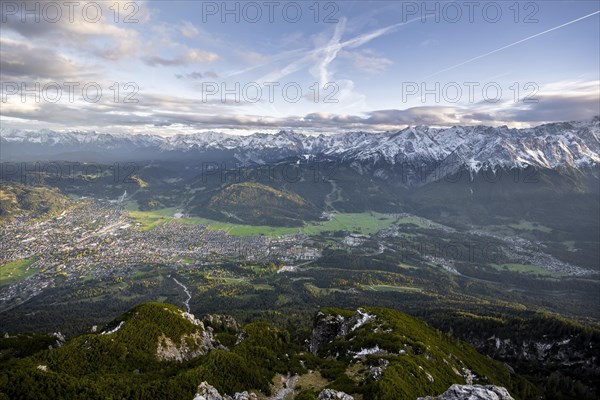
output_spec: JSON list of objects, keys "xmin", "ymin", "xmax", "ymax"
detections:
[{"xmin": 1, "ymin": 0, "xmax": 599, "ymax": 135}]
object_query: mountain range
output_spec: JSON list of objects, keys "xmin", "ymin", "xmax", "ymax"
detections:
[{"xmin": 1, "ymin": 118, "xmax": 598, "ymax": 175}]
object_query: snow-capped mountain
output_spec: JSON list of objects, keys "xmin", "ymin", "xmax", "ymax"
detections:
[{"xmin": 1, "ymin": 118, "xmax": 599, "ymax": 172}]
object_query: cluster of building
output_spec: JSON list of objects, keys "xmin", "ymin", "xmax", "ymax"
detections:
[{"xmin": 0, "ymin": 199, "xmax": 321, "ymax": 304}]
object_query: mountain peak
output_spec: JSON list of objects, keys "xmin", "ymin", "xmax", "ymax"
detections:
[{"xmin": 95, "ymin": 302, "xmax": 220, "ymax": 363}]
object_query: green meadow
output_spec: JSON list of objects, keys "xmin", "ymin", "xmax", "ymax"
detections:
[
  {"xmin": 363, "ymin": 284, "xmax": 424, "ymax": 293},
  {"xmin": 0, "ymin": 257, "xmax": 39, "ymax": 286},
  {"xmin": 129, "ymin": 208, "xmax": 398, "ymax": 237}
]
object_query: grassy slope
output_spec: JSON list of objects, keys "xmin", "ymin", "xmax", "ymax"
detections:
[
  {"xmin": 0, "ymin": 184, "xmax": 71, "ymax": 222},
  {"xmin": 204, "ymin": 182, "xmax": 320, "ymax": 227},
  {"xmin": 318, "ymin": 307, "xmax": 539, "ymax": 399}
]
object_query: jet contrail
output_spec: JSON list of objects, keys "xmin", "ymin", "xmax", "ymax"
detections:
[
  {"xmin": 233, "ymin": 15, "xmax": 424, "ymax": 83},
  {"xmin": 426, "ymin": 10, "xmax": 600, "ymax": 78}
]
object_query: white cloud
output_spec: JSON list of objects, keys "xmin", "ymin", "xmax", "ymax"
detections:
[
  {"xmin": 145, "ymin": 49, "xmax": 219, "ymax": 66},
  {"xmin": 180, "ymin": 21, "xmax": 199, "ymax": 38}
]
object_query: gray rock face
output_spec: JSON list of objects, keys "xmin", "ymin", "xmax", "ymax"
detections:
[
  {"xmin": 155, "ymin": 310, "xmax": 223, "ymax": 362},
  {"xmin": 368, "ymin": 359, "xmax": 390, "ymax": 381},
  {"xmin": 52, "ymin": 331, "xmax": 65, "ymax": 348},
  {"xmin": 309, "ymin": 313, "xmax": 348, "ymax": 355},
  {"xmin": 192, "ymin": 382, "xmax": 257, "ymax": 400},
  {"xmin": 317, "ymin": 389, "xmax": 355, "ymax": 400},
  {"xmin": 417, "ymin": 384, "xmax": 514, "ymax": 400},
  {"xmin": 309, "ymin": 309, "xmax": 374, "ymax": 355},
  {"xmin": 232, "ymin": 392, "xmax": 257, "ymax": 400},
  {"xmin": 156, "ymin": 327, "xmax": 219, "ymax": 362},
  {"xmin": 203, "ymin": 314, "xmax": 241, "ymax": 332},
  {"xmin": 194, "ymin": 382, "xmax": 225, "ymax": 400}
]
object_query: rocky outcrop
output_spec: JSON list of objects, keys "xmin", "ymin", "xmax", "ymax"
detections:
[
  {"xmin": 156, "ymin": 313, "xmax": 222, "ymax": 362},
  {"xmin": 232, "ymin": 392, "xmax": 257, "ymax": 400},
  {"xmin": 368, "ymin": 359, "xmax": 389, "ymax": 381},
  {"xmin": 157, "ymin": 328, "xmax": 219, "ymax": 362},
  {"xmin": 417, "ymin": 384, "xmax": 514, "ymax": 400},
  {"xmin": 309, "ymin": 309, "xmax": 374, "ymax": 355},
  {"xmin": 309, "ymin": 313, "xmax": 348, "ymax": 355},
  {"xmin": 270, "ymin": 373, "xmax": 298, "ymax": 400},
  {"xmin": 52, "ymin": 331, "xmax": 65, "ymax": 348},
  {"xmin": 192, "ymin": 382, "xmax": 257, "ymax": 400},
  {"xmin": 194, "ymin": 382, "xmax": 225, "ymax": 400},
  {"xmin": 203, "ymin": 314, "xmax": 241, "ymax": 332},
  {"xmin": 317, "ymin": 389, "xmax": 354, "ymax": 400},
  {"xmin": 192, "ymin": 380, "xmax": 354, "ymax": 400}
]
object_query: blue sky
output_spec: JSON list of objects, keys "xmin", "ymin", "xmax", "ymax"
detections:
[{"xmin": 1, "ymin": 0, "xmax": 599, "ymax": 134}]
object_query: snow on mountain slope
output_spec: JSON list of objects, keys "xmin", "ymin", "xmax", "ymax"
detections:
[{"xmin": 1, "ymin": 118, "xmax": 599, "ymax": 171}]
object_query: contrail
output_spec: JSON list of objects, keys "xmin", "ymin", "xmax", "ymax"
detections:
[
  {"xmin": 426, "ymin": 10, "xmax": 600, "ymax": 78},
  {"xmin": 228, "ymin": 13, "xmax": 427, "ymax": 82}
]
